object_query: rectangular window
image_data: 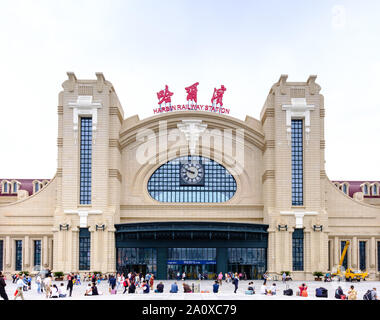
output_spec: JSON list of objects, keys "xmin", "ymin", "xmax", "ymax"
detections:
[
  {"xmin": 79, "ymin": 228, "xmax": 91, "ymax": 270},
  {"xmin": 341, "ymin": 241, "xmax": 348, "ymax": 270},
  {"xmin": 291, "ymin": 119, "xmax": 303, "ymax": 206},
  {"xmin": 292, "ymin": 229, "xmax": 304, "ymax": 271},
  {"xmin": 0, "ymin": 240, "xmax": 3, "ymax": 271},
  {"xmin": 378, "ymin": 242, "xmax": 380, "ymax": 272},
  {"xmin": 15, "ymin": 240, "xmax": 22, "ymax": 271},
  {"xmin": 34, "ymin": 240, "xmax": 41, "ymax": 267},
  {"xmin": 359, "ymin": 241, "xmax": 366, "ymax": 271},
  {"xmin": 80, "ymin": 117, "xmax": 92, "ymax": 205}
]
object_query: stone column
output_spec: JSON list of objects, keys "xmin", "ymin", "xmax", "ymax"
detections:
[
  {"xmin": 333, "ymin": 236, "xmax": 339, "ymax": 266},
  {"xmin": 267, "ymin": 229, "xmax": 276, "ymax": 273},
  {"xmin": 72, "ymin": 228, "xmax": 79, "ymax": 272},
  {"xmin": 89, "ymin": 227, "xmax": 96, "ymax": 271},
  {"xmin": 352, "ymin": 237, "xmax": 358, "ymax": 269},
  {"xmin": 369, "ymin": 237, "xmax": 376, "ymax": 278},
  {"xmin": 24, "ymin": 236, "xmax": 30, "ymax": 268},
  {"xmin": 43, "ymin": 236, "xmax": 48, "ymax": 268},
  {"xmin": 304, "ymin": 229, "xmax": 311, "ymax": 276}
]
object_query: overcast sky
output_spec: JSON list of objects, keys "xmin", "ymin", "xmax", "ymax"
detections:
[{"xmin": 0, "ymin": 0, "xmax": 379, "ymax": 180}]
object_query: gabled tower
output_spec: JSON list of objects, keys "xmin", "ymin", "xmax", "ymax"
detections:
[
  {"xmin": 261, "ymin": 75, "xmax": 328, "ymax": 280},
  {"xmin": 54, "ymin": 72, "xmax": 123, "ymax": 273}
]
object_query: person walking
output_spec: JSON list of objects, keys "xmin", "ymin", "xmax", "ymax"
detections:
[
  {"xmin": 14, "ymin": 275, "xmax": 26, "ymax": 300},
  {"xmin": 282, "ymin": 272, "xmax": 286, "ymax": 283},
  {"xmin": 0, "ymin": 272, "xmax": 8, "ymax": 300},
  {"xmin": 218, "ymin": 272, "xmax": 223, "ymax": 286},
  {"xmin": 233, "ymin": 274, "xmax": 239, "ymax": 293},
  {"xmin": 43, "ymin": 275, "xmax": 52, "ymax": 299},
  {"xmin": 36, "ymin": 274, "xmax": 42, "ymax": 294},
  {"xmin": 67, "ymin": 273, "xmax": 74, "ymax": 297}
]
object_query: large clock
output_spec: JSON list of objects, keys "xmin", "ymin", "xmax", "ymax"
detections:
[{"xmin": 179, "ymin": 162, "xmax": 205, "ymax": 186}]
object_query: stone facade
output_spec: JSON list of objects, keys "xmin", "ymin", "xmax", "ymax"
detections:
[{"xmin": 0, "ymin": 73, "xmax": 379, "ymax": 280}]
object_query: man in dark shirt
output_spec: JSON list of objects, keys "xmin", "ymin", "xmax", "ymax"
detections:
[
  {"xmin": 67, "ymin": 273, "xmax": 74, "ymax": 297},
  {"xmin": 213, "ymin": 281, "xmax": 219, "ymax": 293},
  {"xmin": 0, "ymin": 272, "xmax": 9, "ymax": 300},
  {"xmin": 156, "ymin": 282, "xmax": 164, "ymax": 293}
]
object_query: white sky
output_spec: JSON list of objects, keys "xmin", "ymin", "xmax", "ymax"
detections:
[{"xmin": 0, "ymin": 0, "xmax": 379, "ymax": 180}]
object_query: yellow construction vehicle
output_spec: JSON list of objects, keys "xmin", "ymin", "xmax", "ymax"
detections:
[
  {"xmin": 331, "ymin": 240, "xmax": 350, "ymax": 280},
  {"xmin": 331, "ymin": 240, "xmax": 368, "ymax": 281}
]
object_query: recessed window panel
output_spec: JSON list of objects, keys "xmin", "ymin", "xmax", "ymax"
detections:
[
  {"xmin": 291, "ymin": 120, "xmax": 303, "ymax": 206},
  {"xmin": 292, "ymin": 229, "xmax": 304, "ymax": 271},
  {"xmin": 80, "ymin": 118, "xmax": 92, "ymax": 204},
  {"xmin": 147, "ymin": 156, "xmax": 236, "ymax": 203}
]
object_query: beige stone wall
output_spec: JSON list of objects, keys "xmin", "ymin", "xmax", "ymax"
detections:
[{"xmin": 0, "ymin": 73, "xmax": 379, "ymax": 280}]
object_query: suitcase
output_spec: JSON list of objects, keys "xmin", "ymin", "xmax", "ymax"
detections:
[{"xmin": 316, "ymin": 287, "xmax": 328, "ymax": 298}]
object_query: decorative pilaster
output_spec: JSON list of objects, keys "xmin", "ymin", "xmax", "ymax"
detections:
[
  {"xmin": 282, "ymin": 98, "xmax": 315, "ymax": 144},
  {"xmin": 24, "ymin": 236, "xmax": 30, "ymax": 267},
  {"xmin": 352, "ymin": 237, "xmax": 358, "ymax": 269}
]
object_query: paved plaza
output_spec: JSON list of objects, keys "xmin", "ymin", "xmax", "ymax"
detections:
[{"xmin": 3, "ymin": 279, "xmax": 380, "ymax": 300}]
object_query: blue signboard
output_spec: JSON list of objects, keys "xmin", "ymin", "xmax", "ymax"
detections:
[{"xmin": 167, "ymin": 260, "xmax": 216, "ymax": 265}]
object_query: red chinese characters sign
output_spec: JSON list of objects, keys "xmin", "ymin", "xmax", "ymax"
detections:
[{"xmin": 154, "ymin": 83, "xmax": 230, "ymax": 115}]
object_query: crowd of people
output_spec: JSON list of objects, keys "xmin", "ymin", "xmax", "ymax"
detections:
[{"xmin": 0, "ymin": 270, "xmax": 379, "ymax": 300}]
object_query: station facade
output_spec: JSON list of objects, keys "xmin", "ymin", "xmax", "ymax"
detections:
[{"xmin": 0, "ymin": 73, "xmax": 379, "ymax": 280}]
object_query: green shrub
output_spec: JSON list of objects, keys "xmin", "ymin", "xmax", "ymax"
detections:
[
  {"xmin": 18, "ymin": 271, "xmax": 29, "ymax": 276},
  {"xmin": 53, "ymin": 271, "xmax": 64, "ymax": 278},
  {"xmin": 313, "ymin": 271, "xmax": 324, "ymax": 278}
]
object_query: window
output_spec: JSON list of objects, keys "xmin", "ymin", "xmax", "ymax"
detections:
[
  {"xmin": 372, "ymin": 184, "xmax": 378, "ymax": 196},
  {"xmin": 340, "ymin": 241, "xmax": 348, "ymax": 270},
  {"xmin": 117, "ymin": 248, "xmax": 157, "ymax": 275},
  {"xmin": 147, "ymin": 156, "xmax": 237, "ymax": 203},
  {"xmin": 79, "ymin": 228, "xmax": 91, "ymax": 270},
  {"xmin": 80, "ymin": 118, "xmax": 92, "ymax": 204},
  {"xmin": 34, "ymin": 181, "xmax": 40, "ymax": 193},
  {"xmin": 363, "ymin": 184, "xmax": 368, "ymax": 195},
  {"xmin": 292, "ymin": 229, "xmax": 304, "ymax": 271},
  {"xmin": 342, "ymin": 184, "xmax": 347, "ymax": 194},
  {"xmin": 359, "ymin": 241, "xmax": 366, "ymax": 271},
  {"xmin": 15, "ymin": 240, "xmax": 22, "ymax": 271},
  {"xmin": 34, "ymin": 240, "xmax": 41, "ymax": 267},
  {"xmin": 13, "ymin": 182, "xmax": 18, "ymax": 193},
  {"xmin": 291, "ymin": 120, "xmax": 303, "ymax": 206},
  {"xmin": 2, "ymin": 181, "xmax": 8, "ymax": 193}
]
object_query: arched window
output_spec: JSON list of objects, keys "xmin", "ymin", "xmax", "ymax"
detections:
[
  {"xmin": 363, "ymin": 184, "xmax": 368, "ymax": 195},
  {"xmin": 342, "ymin": 184, "xmax": 347, "ymax": 194},
  {"xmin": 13, "ymin": 181, "xmax": 18, "ymax": 193},
  {"xmin": 147, "ymin": 156, "xmax": 237, "ymax": 203},
  {"xmin": 373, "ymin": 184, "xmax": 378, "ymax": 196},
  {"xmin": 34, "ymin": 182, "xmax": 40, "ymax": 193},
  {"xmin": 2, "ymin": 181, "xmax": 9, "ymax": 193}
]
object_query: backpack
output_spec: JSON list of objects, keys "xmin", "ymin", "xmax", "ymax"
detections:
[
  {"xmin": 283, "ymin": 288, "xmax": 293, "ymax": 296},
  {"xmin": 363, "ymin": 290, "xmax": 373, "ymax": 300}
]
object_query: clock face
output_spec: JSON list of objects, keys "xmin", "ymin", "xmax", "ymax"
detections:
[{"xmin": 180, "ymin": 162, "xmax": 205, "ymax": 186}]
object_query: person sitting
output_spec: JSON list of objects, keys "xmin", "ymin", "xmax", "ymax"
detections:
[
  {"xmin": 128, "ymin": 281, "xmax": 136, "ymax": 294},
  {"xmin": 335, "ymin": 286, "xmax": 344, "ymax": 299},
  {"xmin": 85, "ymin": 283, "xmax": 93, "ymax": 296},
  {"xmin": 183, "ymin": 283, "xmax": 192, "ymax": 293},
  {"xmin": 91, "ymin": 283, "xmax": 99, "ymax": 296},
  {"xmin": 155, "ymin": 282, "xmax": 164, "ymax": 293},
  {"xmin": 269, "ymin": 283, "xmax": 277, "ymax": 295},
  {"xmin": 58, "ymin": 283, "xmax": 67, "ymax": 298},
  {"xmin": 298, "ymin": 283, "xmax": 308, "ymax": 297},
  {"xmin": 170, "ymin": 282, "xmax": 179, "ymax": 293},
  {"xmin": 142, "ymin": 281, "xmax": 150, "ymax": 294},
  {"xmin": 260, "ymin": 282, "xmax": 267, "ymax": 295},
  {"xmin": 50, "ymin": 284, "xmax": 59, "ymax": 298},
  {"xmin": 213, "ymin": 281, "xmax": 219, "ymax": 293},
  {"xmin": 347, "ymin": 285, "xmax": 357, "ymax": 300},
  {"xmin": 244, "ymin": 281, "xmax": 255, "ymax": 295}
]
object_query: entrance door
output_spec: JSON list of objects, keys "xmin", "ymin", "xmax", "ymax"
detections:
[
  {"xmin": 121, "ymin": 264, "xmax": 147, "ymax": 275},
  {"xmin": 167, "ymin": 264, "xmax": 216, "ymax": 280},
  {"xmin": 229, "ymin": 264, "xmax": 253, "ymax": 279}
]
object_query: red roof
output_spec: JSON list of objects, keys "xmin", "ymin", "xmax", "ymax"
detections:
[
  {"xmin": 0, "ymin": 179, "xmax": 50, "ymax": 197},
  {"xmin": 332, "ymin": 181, "xmax": 380, "ymax": 198}
]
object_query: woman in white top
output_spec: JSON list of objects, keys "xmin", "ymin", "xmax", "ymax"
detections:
[
  {"xmin": 59, "ymin": 283, "xmax": 67, "ymax": 297},
  {"xmin": 50, "ymin": 284, "xmax": 59, "ymax": 298},
  {"xmin": 260, "ymin": 283, "xmax": 267, "ymax": 295}
]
